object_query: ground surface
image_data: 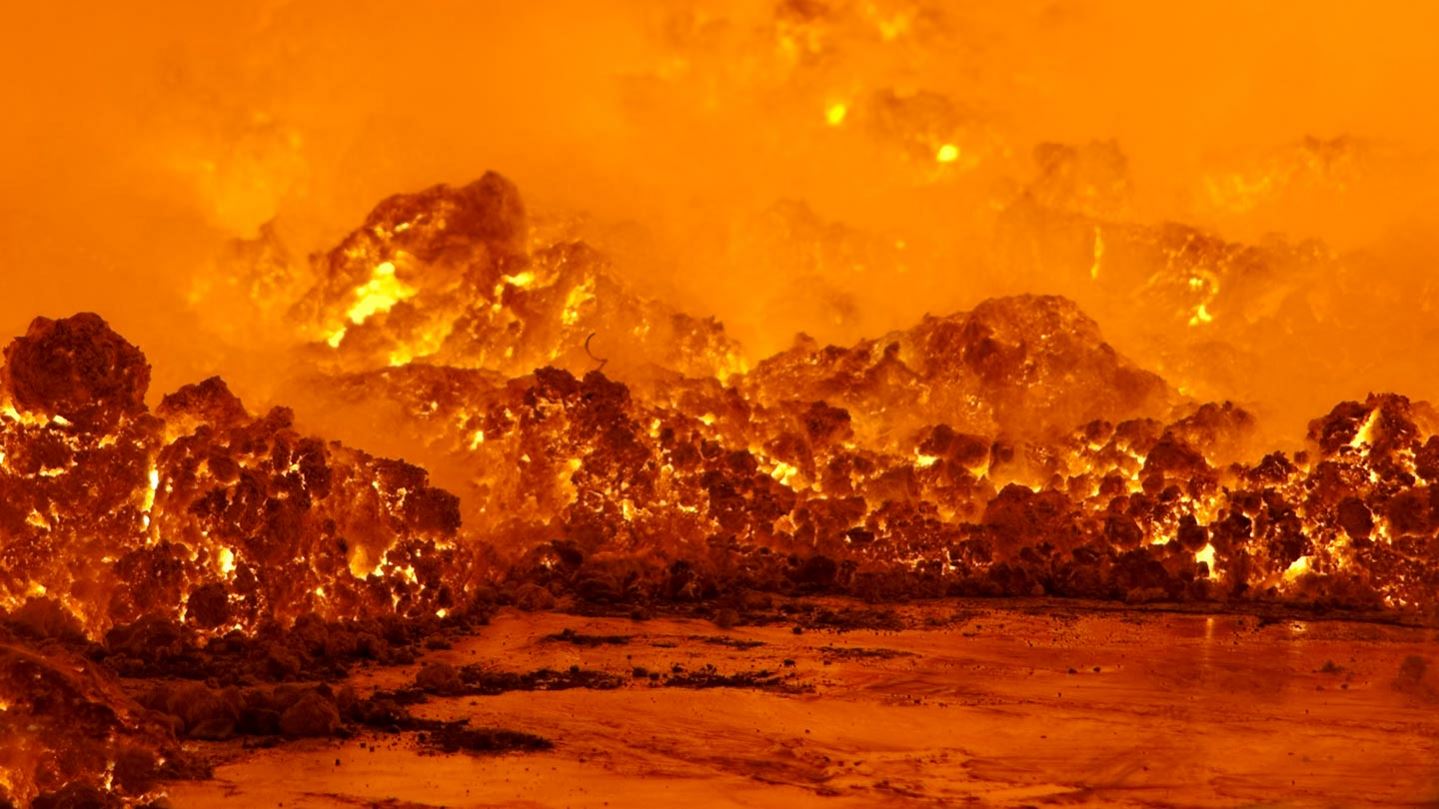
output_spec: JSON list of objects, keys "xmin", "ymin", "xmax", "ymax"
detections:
[{"xmin": 165, "ymin": 601, "xmax": 1439, "ymax": 808}]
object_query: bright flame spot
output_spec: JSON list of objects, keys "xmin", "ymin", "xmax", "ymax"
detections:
[
  {"xmin": 1283, "ymin": 555, "xmax": 1311, "ymax": 582},
  {"xmin": 468, "ymin": 429, "xmax": 486, "ymax": 450},
  {"xmin": 326, "ymin": 326, "xmax": 347, "ymax": 348},
  {"xmin": 435, "ymin": 608, "xmax": 449, "ymax": 619},
  {"xmin": 1089, "ymin": 226, "xmax": 1104, "ymax": 281},
  {"xmin": 770, "ymin": 461, "xmax": 799, "ymax": 486},
  {"xmin": 346, "ymin": 261, "xmax": 415, "ymax": 325},
  {"xmin": 718, "ymin": 352, "xmax": 750, "ymax": 384},
  {"xmin": 825, "ymin": 103, "xmax": 848, "ymax": 126},
  {"xmin": 1349, "ymin": 408, "xmax": 1380, "ymax": 451},
  {"xmin": 561, "ymin": 281, "xmax": 595, "ymax": 326},
  {"xmin": 1188, "ymin": 303, "xmax": 1214, "ymax": 326},
  {"xmin": 915, "ymin": 453, "xmax": 940, "ymax": 468},
  {"xmin": 1194, "ymin": 543, "xmax": 1217, "ymax": 576},
  {"xmin": 936, "ymin": 143, "xmax": 960, "ymax": 163},
  {"xmin": 346, "ymin": 547, "xmax": 374, "ymax": 578},
  {"xmin": 501, "ymin": 270, "xmax": 536, "ymax": 288},
  {"xmin": 141, "ymin": 467, "xmax": 159, "ymax": 530},
  {"xmin": 1, "ymin": 404, "xmax": 54, "ymax": 428},
  {"xmin": 313, "ymin": 585, "xmax": 326, "ymax": 598},
  {"xmin": 700, "ymin": 413, "xmax": 716, "ymax": 426},
  {"xmin": 218, "ymin": 547, "xmax": 236, "ymax": 575}
]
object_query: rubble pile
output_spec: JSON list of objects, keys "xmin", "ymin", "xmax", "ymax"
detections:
[
  {"xmin": 290, "ymin": 173, "xmax": 743, "ymax": 382},
  {"xmin": 4, "ymin": 173, "xmax": 1439, "ymax": 803},
  {"xmin": 0, "ymin": 316, "xmax": 469, "ymax": 639},
  {"xmin": 276, "ymin": 176, "xmax": 1439, "ymax": 614},
  {"xmin": 996, "ymin": 138, "xmax": 1439, "ymax": 412}
]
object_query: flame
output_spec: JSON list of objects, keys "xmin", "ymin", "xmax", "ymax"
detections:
[
  {"xmin": 141, "ymin": 466, "xmax": 159, "ymax": 530},
  {"xmin": 1194, "ymin": 543, "xmax": 1217, "ymax": 575},
  {"xmin": 1089, "ymin": 226, "xmax": 1104, "ymax": 281},
  {"xmin": 6, "ymin": 2, "xmax": 1439, "ymax": 798},
  {"xmin": 500, "ymin": 270, "xmax": 536, "ymax": 289},
  {"xmin": 561, "ymin": 280, "xmax": 596, "ymax": 326},
  {"xmin": 1282, "ymin": 555, "xmax": 1311, "ymax": 583},
  {"xmin": 346, "ymin": 261, "xmax": 415, "ymax": 325},
  {"xmin": 1348, "ymin": 407, "xmax": 1380, "ymax": 450}
]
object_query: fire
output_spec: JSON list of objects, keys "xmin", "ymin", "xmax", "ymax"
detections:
[
  {"xmin": 1282, "ymin": 555, "xmax": 1311, "ymax": 582},
  {"xmin": 1348, "ymin": 407, "xmax": 1380, "ymax": 451},
  {"xmin": 152, "ymin": 177, "xmax": 1431, "ymax": 627},
  {"xmin": 561, "ymin": 280, "xmax": 596, "ymax": 326},
  {"xmin": 6, "ymin": 2, "xmax": 1439, "ymax": 804},
  {"xmin": 501, "ymin": 270, "xmax": 537, "ymax": 289},
  {"xmin": 324, "ymin": 260, "xmax": 419, "ymax": 348},
  {"xmin": 1194, "ymin": 543, "xmax": 1217, "ymax": 574},
  {"xmin": 1089, "ymin": 226, "xmax": 1104, "ymax": 281},
  {"xmin": 345, "ymin": 261, "xmax": 415, "ymax": 325}
]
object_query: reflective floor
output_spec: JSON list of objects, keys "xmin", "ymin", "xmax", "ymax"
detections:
[{"xmin": 167, "ymin": 602, "xmax": 1439, "ymax": 807}]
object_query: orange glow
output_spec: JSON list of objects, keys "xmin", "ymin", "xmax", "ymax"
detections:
[{"xmin": 6, "ymin": 2, "xmax": 1439, "ymax": 806}]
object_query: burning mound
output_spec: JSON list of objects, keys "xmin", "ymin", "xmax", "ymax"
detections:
[
  {"xmin": 743, "ymin": 294, "xmax": 1172, "ymax": 443},
  {"xmin": 7, "ymin": 177, "xmax": 1439, "ymax": 639},
  {"xmin": 259, "ymin": 174, "xmax": 1439, "ymax": 614},
  {"xmin": 0, "ymin": 621, "xmax": 189, "ymax": 807},
  {"xmin": 5, "ymin": 174, "xmax": 1439, "ymax": 804},
  {"xmin": 283, "ymin": 173, "xmax": 743, "ymax": 381},
  {"xmin": 0, "ymin": 314, "xmax": 496, "ymax": 804},
  {"xmin": 0, "ymin": 315, "xmax": 474, "ymax": 639}
]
